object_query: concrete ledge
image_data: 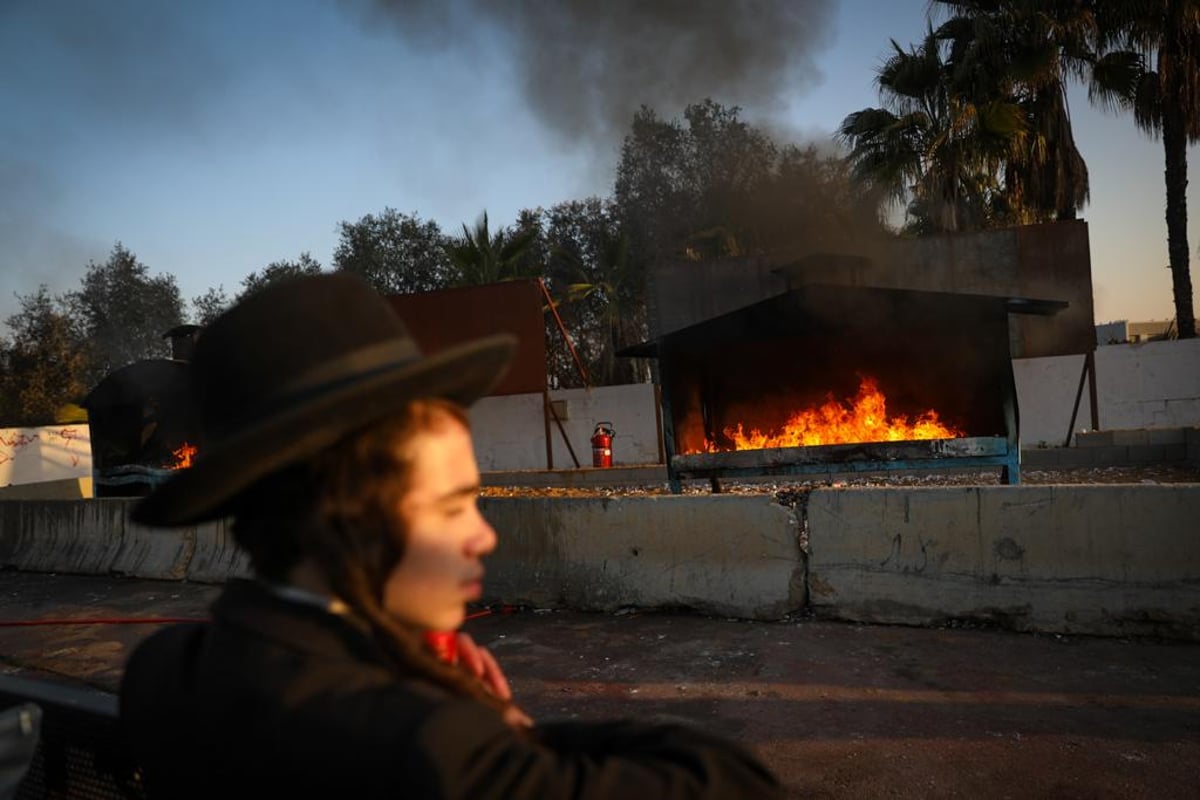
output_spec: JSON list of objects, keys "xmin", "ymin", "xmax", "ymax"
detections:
[
  {"xmin": 483, "ymin": 464, "xmax": 667, "ymax": 489},
  {"xmin": 806, "ymin": 485, "xmax": 1200, "ymax": 639},
  {"xmin": 1022, "ymin": 429, "xmax": 1198, "ymax": 468},
  {"xmin": 483, "ymin": 496, "xmax": 804, "ymax": 620}
]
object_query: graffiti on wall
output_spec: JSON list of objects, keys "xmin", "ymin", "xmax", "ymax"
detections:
[{"xmin": 0, "ymin": 424, "xmax": 92, "ymax": 485}]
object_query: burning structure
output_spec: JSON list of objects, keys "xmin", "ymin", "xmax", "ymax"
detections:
[
  {"xmin": 82, "ymin": 326, "xmax": 200, "ymax": 497},
  {"xmin": 630, "ymin": 283, "xmax": 1064, "ymax": 489},
  {"xmin": 632, "ymin": 223, "xmax": 1092, "ymax": 490},
  {"xmin": 81, "ymin": 282, "xmax": 550, "ymax": 496}
]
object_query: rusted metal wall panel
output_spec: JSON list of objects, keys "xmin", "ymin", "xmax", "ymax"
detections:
[{"xmin": 387, "ymin": 279, "xmax": 547, "ymax": 396}]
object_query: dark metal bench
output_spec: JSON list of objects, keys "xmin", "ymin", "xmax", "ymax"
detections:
[{"xmin": 0, "ymin": 675, "xmax": 144, "ymax": 799}]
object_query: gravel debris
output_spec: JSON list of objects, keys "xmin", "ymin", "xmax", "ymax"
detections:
[{"xmin": 481, "ymin": 463, "xmax": 1200, "ymax": 500}]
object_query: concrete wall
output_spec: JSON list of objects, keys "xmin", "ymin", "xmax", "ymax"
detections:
[
  {"xmin": 649, "ymin": 222, "xmax": 1096, "ymax": 359},
  {"xmin": 890, "ymin": 220, "xmax": 1097, "ymax": 359},
  {"xmin": 1013, "ymin": 338, "xmax": 1200, "ymax": 447},
  {"xmin": 471, "ymin": 383, "xmax": 661, "ymax": 471},
  {"xmin": 806, "ymin": 485, "xmax": 1200, "ymax": 639},
  {"xmin": 0, "ymin": 425, "xmax": 91, "ymax": 487},
  {"xmin": 3, "ymin": 485, "xmax": 1197, "ymax": 638}
]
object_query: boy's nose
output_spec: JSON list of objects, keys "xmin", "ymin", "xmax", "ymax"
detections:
[{"xmin": 469, "ymin": 513, "xmax": 498, "ymax": 557}]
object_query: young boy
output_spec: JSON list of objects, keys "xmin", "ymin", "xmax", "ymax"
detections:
[{"xmin": 120, "ymin": 273, "xmax": 780, "ymax": 798}]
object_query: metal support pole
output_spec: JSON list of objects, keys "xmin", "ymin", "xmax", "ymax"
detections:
[{"xmin": 1064, "ymin": 352, "xmax": 1093, "ymax": 447}]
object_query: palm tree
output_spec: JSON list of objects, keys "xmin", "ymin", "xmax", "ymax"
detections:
[
  {"xmin": 549, "ymin": 227, "xmax": 648, "ymax": 385},
  {"xmin": 446, "ymin": 211, "xmax": 539, "ymax": 287},
  {"xmin": 843, "ymin": 3, "xmax": 1104, "ymax": 234},
  {"xmin": 938, "ymin": 0, "xmax": 1197, "ymax": 337},
  {"xmin": 933, "ymin": 1, "xmax": 1094, "ymax": 224},
  {"xmin": 1090, "ymin": 0, "xmax": 1199, "ymax": 338},
  {"xmin": 837, "ymin": 28, "xmax": 1017, "ymax": 233}
]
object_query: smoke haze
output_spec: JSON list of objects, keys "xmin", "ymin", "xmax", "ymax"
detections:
[{"xmin": 360, "ymin": 0, "xmax": 837, "ymax": 147}]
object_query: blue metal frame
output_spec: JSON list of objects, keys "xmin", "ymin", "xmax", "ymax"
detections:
[{"xmin": 667, "ymin": 435, "xmax": 1020, "ymax": 488}]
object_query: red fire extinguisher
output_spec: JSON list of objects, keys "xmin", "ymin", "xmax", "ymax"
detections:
[{"xmin": 591, "ymin": 422, "xmax": 615, "ymax": 468}]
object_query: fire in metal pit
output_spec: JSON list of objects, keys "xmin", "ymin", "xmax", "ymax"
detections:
[
  {"xmin": 623, "ymin": 282, "xmax": 1067, "ymax": 491},
  {"xmin": 83, "ymin": 327, "xmax": 202, "ymax": 497},
  {"xmin": 693, "ymin": 375, "xmax": 963, "ymax": 453},
  {"xmin": 170, "ymin": 442, "xmax": 197, "ymax": 469}
]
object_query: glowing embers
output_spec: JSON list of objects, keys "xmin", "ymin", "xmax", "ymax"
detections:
[
  {"xmin": 695, "ymin": 376, "xmax": 964, "ymax": 454},
  {"xmin": 169, "ymin": 442, "xmax": 197, "ymax": 469}
]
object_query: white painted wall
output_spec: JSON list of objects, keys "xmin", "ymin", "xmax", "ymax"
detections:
[
  {"xmin": 1096, "ymin": 338, "xmax": 1200, "ymax": 431},
  {"xmin": 0, "ymin": 425, "xmax": 92, "ymax": 486},
  {"xmin": 471, "ymin": 383, "xmax": 662, "ymax": 471},
  {"xmin": 469, "ymin": 393, "xmax": 548, "ymax": 472},
  {"xmin": 1014, "ymin": 338, "xmax": 1200, "ymax": 446},
  {"xmin": 1012, "ymin": 352, "xmax": 1089, "ymax": 447}
]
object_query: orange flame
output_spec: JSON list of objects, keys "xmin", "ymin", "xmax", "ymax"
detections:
[
  {"xmin": 171, "ymin": 442, "xmax": 197, "ymax": 469},
  {"xmin": 704, "ymin": 376, "xmax": 963, "ymax": 452}
]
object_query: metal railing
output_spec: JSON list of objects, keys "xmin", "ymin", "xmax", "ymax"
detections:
[{"xmin": 0, "ymin": 675, "xmax": 143, "ymax": 800}]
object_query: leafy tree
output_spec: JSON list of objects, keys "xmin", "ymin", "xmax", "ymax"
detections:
[
  {"xmin": 615, "ymin": 100, "xmax": 778, "ymax": 259},
  {"xmin": 617, "ymin": 99, "xmax": 885, "ymax": 257},
  {"xmin": 1090, "ymin": 0, "xmax": 1198, "ymax": 338},
  {"xmin": 239, "ymin": 252, "xmax": 324, "ymax": 300},
  {"xmin": 544, "ymin": 199, "xmax": 649, "ymax": 386},
  {"xmin": 191, "ymin": 286, "xmax": 231, "ymax": 326},
  {"xmin": 0, "ymin": 286, "xmax": 90, "ymax": 425},
  {"xmin": 509, "ymin": 208, "xmax": 549, "ymax": 281},
  {"xmin": 446, "ymin": 211, "xmax": 540, "ymax": 286},
  {"xmin": 66, "ymin": 243, "xmax": 185, "ymax": 386},
  {"xmin": 333, "ymin": 209, "xmax": 452, "ymax": 294}
]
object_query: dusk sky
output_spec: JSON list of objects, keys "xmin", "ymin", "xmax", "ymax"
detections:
[{"xmin": 2, "ymin": 0, "xmax": 1197, "ymax": 335}]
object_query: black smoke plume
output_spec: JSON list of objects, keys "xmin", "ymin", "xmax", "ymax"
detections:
[{"xmin": 358, "ymin": 0, "xmax": 837, "ymax": 147}]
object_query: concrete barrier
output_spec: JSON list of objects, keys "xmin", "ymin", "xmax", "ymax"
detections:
[
  {"xmin": 806, "ymin": 485, "xmax": 1200, "ymax": 639},
  {"xmin": 0, "ymin": 500, "xmax": 189, "ymax": 580},
  {"xmin": 2, "ymin": 485, "xmax": 1198, "ymax": 637},
  {"xmin": 483, "ymin": 496, "xmax": 804, "ymax": 620},
  {"xmin": 0, "ymin": 496, "xmax": 805, "ymax": 620},
  {"xmin": 187, "ymin": 519, "xmax": 252, "ymax": 582}
]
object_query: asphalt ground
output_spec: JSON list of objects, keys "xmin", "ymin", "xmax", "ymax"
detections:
[{"xmin": 2, "ymin": 572, "xmax": 1197, "ymax": 799}]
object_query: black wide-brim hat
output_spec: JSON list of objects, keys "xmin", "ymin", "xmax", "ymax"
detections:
[{"xmin": 132, "ymin": 273, "xmax": 515, "ymax": 527}]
